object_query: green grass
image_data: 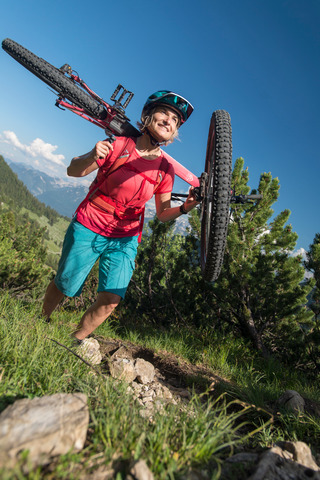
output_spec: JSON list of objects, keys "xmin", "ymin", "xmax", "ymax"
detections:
[
  {"xmin": 0, "ymin": 292, "xmax": 319, "ymax": 479},
  {"xmin": 112, "ymin": 317, "xmax": 320, "ymax": 404},
  {"xmin": 20, "ymin": 208, "xmax": 69, "ymax": 255}
]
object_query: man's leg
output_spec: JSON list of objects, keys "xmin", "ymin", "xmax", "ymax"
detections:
[
  {"xmin": 42, "ymin": 279, "xmax": 65, "ymax": 321},
  {"xmin": 73, "ymin": 291, "xmax": 121, "ymax": 340}
]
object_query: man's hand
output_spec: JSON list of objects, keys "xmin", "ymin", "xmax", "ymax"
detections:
[
  {"xmin": 93, "ymin": 140, "xmax": 114, "ymax": 161},
  {"xmin": 67, "ymin": 139, "xmax": 114, "ymax": 177},
  {"xmin": 184, "ymin": 187, "xmax": 201, "ymax": 212}
]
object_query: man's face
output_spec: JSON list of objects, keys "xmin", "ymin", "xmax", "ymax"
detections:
[{"xmin": 147, "ymin": 107, "xmax": 180, "ymax": 142}]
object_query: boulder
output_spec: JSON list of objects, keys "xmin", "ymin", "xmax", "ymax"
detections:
[
  {"xmin": 110, "ymin": 345, "xmax": 133, "ymax": 360},
  {"xmin": 278, "ymin": 441, "xmax": 319, "ymax": 471},
  {"xmin": 78, "ymin": 338, "xmax": 102, "ymax": 365},
  {"xmin": 110, "ymin": 358, "xmax": 137, "ymax": 383},
  {"xmin": 278, "ymin": 390, "xmax": 305, "ymax": 414},
  {"xmin": 127, "ymin": 459, "xmax": 154, "ymax": 480},
  {"xmin": 0, "ymin": 393, "xmax": 89, "ymax": 469},
  {"xmin": 247, "ymin": 441, "xmax": 319, "ymax": 480},
  {"xmin": 134, "ymin": 358, "xmax": 155, "ymax": 384}
]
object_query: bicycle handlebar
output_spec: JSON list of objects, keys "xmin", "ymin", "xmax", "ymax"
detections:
[{"xmin": 172, "ymin": 191, "xmax": 263, "ymax": 205}]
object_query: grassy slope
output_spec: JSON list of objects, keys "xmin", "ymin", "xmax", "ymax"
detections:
[
  {"xmin": 1, "ymin": 157, "xmax": 319, "ymax": 477},
  {"xmin": 0, "ymin": 293, "xmax": 319, "ymax": 479},
  {"xmin": 0, "ymin": 155, "xmax": 69, "ymax": 266},
  {"xmin": 21, "ymin": 207, "xmax": 69, "ymax": 256}
]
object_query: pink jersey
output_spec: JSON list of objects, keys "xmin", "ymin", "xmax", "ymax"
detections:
[{"xmin": 76, "ymin": 137, "xmax": 175, "ymax": 238}]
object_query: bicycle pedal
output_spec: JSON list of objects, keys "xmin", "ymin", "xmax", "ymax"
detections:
[{"xmin": 110, "ymin": 84, "xmax": 134, "ymax": 111}]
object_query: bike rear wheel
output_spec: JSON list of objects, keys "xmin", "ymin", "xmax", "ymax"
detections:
[
  {"xmin": 200, "ymin": 110, "xmax": 232, "ymax": 282},
  {"xmin": 2, "ymin": 38, "xmax": 107, "ymax": 120}
]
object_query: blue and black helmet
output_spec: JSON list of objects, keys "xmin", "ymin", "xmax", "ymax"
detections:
[{"xmin": 142, "ymin": 90, "xmax": 194, "ymax": 124}]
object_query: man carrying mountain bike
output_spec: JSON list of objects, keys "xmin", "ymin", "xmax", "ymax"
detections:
[{"xmin": 42, "ymin": 91, "xmax": 199, "ymax": 358}]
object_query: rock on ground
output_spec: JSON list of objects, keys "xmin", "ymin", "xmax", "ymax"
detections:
[
  {"xmin": 223, "ymin": 441, "xmax": 320, "ymax": 480},
  {"xmin": 78, "ymin": 338, "xmax": 102, "ymax": 365},
  {"xmin": 277, "ymin": 390, "xmax": 305, "ymax": 414},
  {"xmin": 0, "ymin": 393, "xmax": 89, "ymax": 469}
]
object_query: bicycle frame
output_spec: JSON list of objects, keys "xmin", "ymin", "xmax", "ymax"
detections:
[{"xmin": 55, "ymin": 75, "xmax": 200, "ymax": 189}]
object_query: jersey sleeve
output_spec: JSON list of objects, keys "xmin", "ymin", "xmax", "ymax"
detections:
[{"xmin": 155, "ymin": 161, "xmax": 175, "ymax": 194}]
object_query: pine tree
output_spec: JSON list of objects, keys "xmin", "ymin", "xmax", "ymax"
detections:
[
  {"xmin": 122, "ymin": 216, "xmax": 216, "ymax": 328},
  {"xmin": 212, "ymin": 158, "xmax": 314, "ymax": 359},
  {"xmin": 0, "ymin": 210, "xmax": 51, "ymax": 298},
  {"xmin": 304, "ymin": 233, "xmax": 320, "ymax": 372},
  {"xmin": 121, "ymin": 157, "xmax": 314, "ymax": 367},
  {"xmin": 124, "ymin": 218, "xmax": 187, "ymax": 324}
]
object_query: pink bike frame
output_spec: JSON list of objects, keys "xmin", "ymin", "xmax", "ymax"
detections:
[{"xmin": 56, "ymin": 77, "xmax": 200, "ymax": 189}]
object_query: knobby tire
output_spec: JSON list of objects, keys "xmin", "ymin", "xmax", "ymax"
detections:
[
  {"xmin": 200, "ymin": 110, "xmax": 232, "ymax": 282},
  {"xmin": 2, "ymin": 38, "xmax": 107, "ymax": 120}
]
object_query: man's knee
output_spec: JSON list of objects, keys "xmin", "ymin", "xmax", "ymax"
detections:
[{"xmin": 96, "ymin": 292, "xmax": 121, "ymax": 315}]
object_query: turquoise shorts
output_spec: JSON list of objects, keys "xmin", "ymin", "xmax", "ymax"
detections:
[{"xmin": 55, "ymin": 219, "xmax": 138, "ymax": 298}]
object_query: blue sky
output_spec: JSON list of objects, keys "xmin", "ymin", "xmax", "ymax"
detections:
[{"xmin": 0, "ymin": 0, "xmax": 319, "ymax": 252}]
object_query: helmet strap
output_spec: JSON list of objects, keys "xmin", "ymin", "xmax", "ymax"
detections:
[{"xmin": 145, "ymin": 128, "xmax": 166, "ymax": 147}]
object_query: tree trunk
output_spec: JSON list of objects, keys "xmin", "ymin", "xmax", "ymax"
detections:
[{"xmin": 239, "ymin": 301, "xmax": 270, "ymax": 359}]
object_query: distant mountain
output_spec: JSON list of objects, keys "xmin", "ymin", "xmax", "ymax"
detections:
[
  {"xmin": 0, "ymin": 156, "xmax": 64, "ymax": 222},
  {"xmin": 8, "ymin": 161, "xmax": 87, "ymax": 218},
  {"xmin": 7, "ymin": 159, "xmax": 190, "ymax": 233}
]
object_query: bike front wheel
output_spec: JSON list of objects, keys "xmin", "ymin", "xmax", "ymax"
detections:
[
  {"xmin": 200, "ymin": 110, "xmax": 232, "ymax": 282},
  {"xmin": 2, "ymin": 38, "xmax": 107, "ymax": 120}
]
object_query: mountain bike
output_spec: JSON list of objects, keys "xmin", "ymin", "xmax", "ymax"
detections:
[{"xmin": 2, "ymin": 38, "xmax": 261, "ymax": 282}]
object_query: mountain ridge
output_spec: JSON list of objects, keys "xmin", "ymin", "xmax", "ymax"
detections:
[{"xmin": 7, "ymin": 160, "xmax": 87, "ymax": 218}]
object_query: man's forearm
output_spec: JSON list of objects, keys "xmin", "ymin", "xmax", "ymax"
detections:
[
  {"xmin": 157, "ymin": 205, "xmax": 185, "ymax": 222},
  {"xmin": 67, "ymin": 150, "xmax": 98, "ymax": 177}
]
